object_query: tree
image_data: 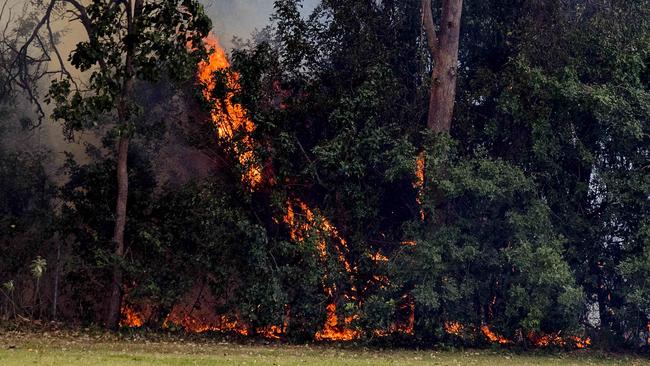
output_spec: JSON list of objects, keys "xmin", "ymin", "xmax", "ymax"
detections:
[
  {"xmin": 421, "ymin": 0, "xmax": 463, "ymax": 132},
  {"xmin": 20, "ymin": 0, "xmax": 213, "ymax": 329},
  {"xmin": 454, "ymin": 0, "xmax": 650, "ymax": 346}
]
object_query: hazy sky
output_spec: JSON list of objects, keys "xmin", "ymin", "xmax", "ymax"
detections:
[{"xmin": 201, "ymin": 0, "xmax": 318, "ymax": 50}]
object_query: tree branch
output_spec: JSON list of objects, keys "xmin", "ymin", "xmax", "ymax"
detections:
[
  {"xmin": 46, "ymin": 12, "xmax": 79, "ymax": 89},
  {"xmin": 15, "ymin": 0, "xmax": 56, "ymax": 66},
  {"xmin": 61, "ymin": 0, "xmax": 93, "ymax": 36},
  {"xmin": 421, "ymin": 0, "xmax": 438, "ymax": 56}
]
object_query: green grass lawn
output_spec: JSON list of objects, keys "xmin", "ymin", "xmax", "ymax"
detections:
[{"xmin": 0, "ymin": 331, "xmax": 648, "ymax": 366}]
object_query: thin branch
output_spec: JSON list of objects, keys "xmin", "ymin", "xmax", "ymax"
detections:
[
  {"xmin": 15, "ymin": 0, "xmax": 56, "ymax": 66},
  {"xmin": 421, "ymin": 0, "xmax": 438, "ymax": 56},
  {"xmin": 61, "ymin": 0, "xmax": 93, "ymax": 36},
  {"xmin": 46, "ymin": 12, "xmax": 79, "ymax": 89},
  {"xmin": 0, "ymin": 0, "xmax": 9, "ymax": 26},
  {"xmin": 295, "ymin": 136, "xmax": 329, "ymax": 190}
]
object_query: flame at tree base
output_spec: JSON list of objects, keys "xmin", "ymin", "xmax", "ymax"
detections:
[
  {"xmin": 314, "ymin": 303, "xmax": 360, "ymax": 341},
  {"xmin": 120, "ymin": 305, "xmax": 145, "ymax": 328}
]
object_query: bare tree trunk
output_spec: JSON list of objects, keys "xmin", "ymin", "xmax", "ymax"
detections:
[
  {"xmin": 106, "ymin": 136, "xmax": 130, "ymax": 330},
  {"xmin": 105, "ymin": 0, "xmax": 140, "ymax": 331},
  {"xmin": 52, "ymin": 240, "xmax": 61, "ymax": 320},
  {"xmin": 422, "ymin": 0, "xmax": 463, "ymax": 133}
]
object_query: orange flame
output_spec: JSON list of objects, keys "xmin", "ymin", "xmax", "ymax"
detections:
[
  {"xmin": 314, "ymin": 303, "xmax": 360, "ymax": 341},
  {"xmin": 527, "ymin": 331, "xmax": 591, "ymax": 349},
  {"xmin": 370, "ymin": 252, "xmax": 389, "ymax": 262},
  {"xmin": 571, "ymin": 336, "xmax": 591, "ymax": 349},
  {"xmin": 283, "ymin": 199, "xmax": 360, "ymax": 340},
  {"xmin": 283, "ymin": 199, "xmax": 353, "ymax": 273},
  {"xmin": 481, "ymin": 325, "xmax": 512, "ymax": 344},
  {"xmin": 198, "ymin": 35, "xmax": 262, "ymax": 188},
  {"xmin": 163, "ymin": 312, "xmax": 250, "ymax": 335},
  {"xmin": 444, "ymin": 321, "xmax": 464, "ymax": 336},
  {"xmin": 120, "ymin": 305, "xmax": 145, "ymax": 328},
  {"xmin": 414, "ymin": 153, "xmax": 425, "ymax": 221}
]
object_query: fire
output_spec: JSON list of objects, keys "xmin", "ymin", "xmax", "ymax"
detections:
[
  {"xmin": 118, "ymin": 36, "xmax": 593, "ymax": 347},
  {"xmin": 370, "ymin": 252, "xmax": 389, "ymax": 262},
  {"xmin": 120, "ymin": 305, "xmax": 144, "ymax": 328},
  {"xmin": 396, "ymin": 296, "xmax": 415, "ymax": 335},
  {"xmin": 414, "ymin": 153, "xmax": 426, "ymax": 221},
  {"xmin": 481, "ymin": 325, "xmax": 512, "ymax": 344},
  {"xmin": 283, "ymin": 199, "xmax": 360, "ymax": 340},
  {"xmin": 200, "ymin": 35, "xmax": 360, "ymax": 341},
  {"xmin": 283, "ymin": 198, "xmax": 354, "ymax": 273},
  {"xmin": 315, "ymin": 303, "xmax": 360, "ymax": 341},
  {"xmin": 198, "ymin": 35, "xmax": 262, "ymax": 188},
  {"xmin": 257, "ymin": 325, "xmax": 284, "ymax": 340},
  {"xmin": 528, "ymin": 331, "xmax": 565, "ymax": 347},
  {"xmin": 571, "ymin": 336, "xmax": 591, "ymax": 349},
  {"xmin": 164, "ymin": 313, "xmax": 249, "ymax": 335},
  {"xmin": 372, "ymin": 296, "xmax": 415, "ymax": 337},
  {"xmin": 444, "ymin": 321, "xmax": 464, "ymax": 336},
  {"xmin": 527, "ymin": 332, "xmax": 591, "ymax": 349}
]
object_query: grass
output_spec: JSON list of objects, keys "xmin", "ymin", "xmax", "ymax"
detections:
[{"xmin": 0, "ymin": 330, "xmax": 648, "ymax": 365}]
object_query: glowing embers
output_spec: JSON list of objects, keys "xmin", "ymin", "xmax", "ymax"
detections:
[
  {"xmin": 370, "ymin": 251, "xmax": 389, "ymax": 262},
  {"xmin": 444, "ymin": 321, "xmax": 464, "ymax": 336},
  {"xmin": 198, "ymin": 35, "xmax": 262, "ymax": 188},
  {"xmin": 414, "ymin": 153, "xmax": 426, "ymax": 221},
  {"xmin": 527, "ymin": 332, "xmax": 591, "ymax": 349}
]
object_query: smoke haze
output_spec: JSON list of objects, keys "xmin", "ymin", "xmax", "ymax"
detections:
[
  {"xmin": 1, "ymin": 0, "xmax": 319, "ymax": 181},
  {"xmin": 201, "ymin": 0, "xmax": 318, "ymax": 50}
]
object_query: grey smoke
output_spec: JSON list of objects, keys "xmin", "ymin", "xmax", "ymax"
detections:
[
  {"xmin": 1, "ymin": 0, "xmax": 320, "ymax": 183},
  {"xmin": 201, "ymin": 0, "xmax": 318, "ymax": 50}
]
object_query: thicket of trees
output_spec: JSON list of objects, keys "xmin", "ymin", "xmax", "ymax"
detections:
[{"xmin": 1, "ymin": 0, "xmax": 649, "ymax": 350}]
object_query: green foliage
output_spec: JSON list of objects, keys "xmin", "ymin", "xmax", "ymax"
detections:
[
  {"xmin": 29, "ymin": 257, "xmax": 47, "ymax": 279},
  {"xmin": 0, "ymin": 135, "xmax": 55, "ymax": 285},
  {"xmin": 48, "ymin": 0, "xmax": 212, "ymax": 138},
  {"xmin": 392, "ymin": 137, "xmax": 583, "ymax": 342},
  {"xmin": 456, "ymin": 0, "xmax": 650, "ymax": 345},
  {"xmin": 58, "ymin": 148, "xmax": 157, "ymax": 323}
]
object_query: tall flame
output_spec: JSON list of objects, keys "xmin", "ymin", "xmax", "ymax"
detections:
[{"xmin": 198, "ymin": 36, "xmax": 262, "ymax": 188}]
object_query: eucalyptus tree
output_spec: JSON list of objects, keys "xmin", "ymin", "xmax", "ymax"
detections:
[{"xmin": 421, "ymin": 0, "xmax": 463, "ymax": 133}]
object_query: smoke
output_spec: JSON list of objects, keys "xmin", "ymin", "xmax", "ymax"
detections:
[
  {"xmin": 1, "ymin": 0, "xmax": 320, "ymax": 183},
  {"xmin": 200, "ymin": 0, "xmax": 318, "ymax": 50}
]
